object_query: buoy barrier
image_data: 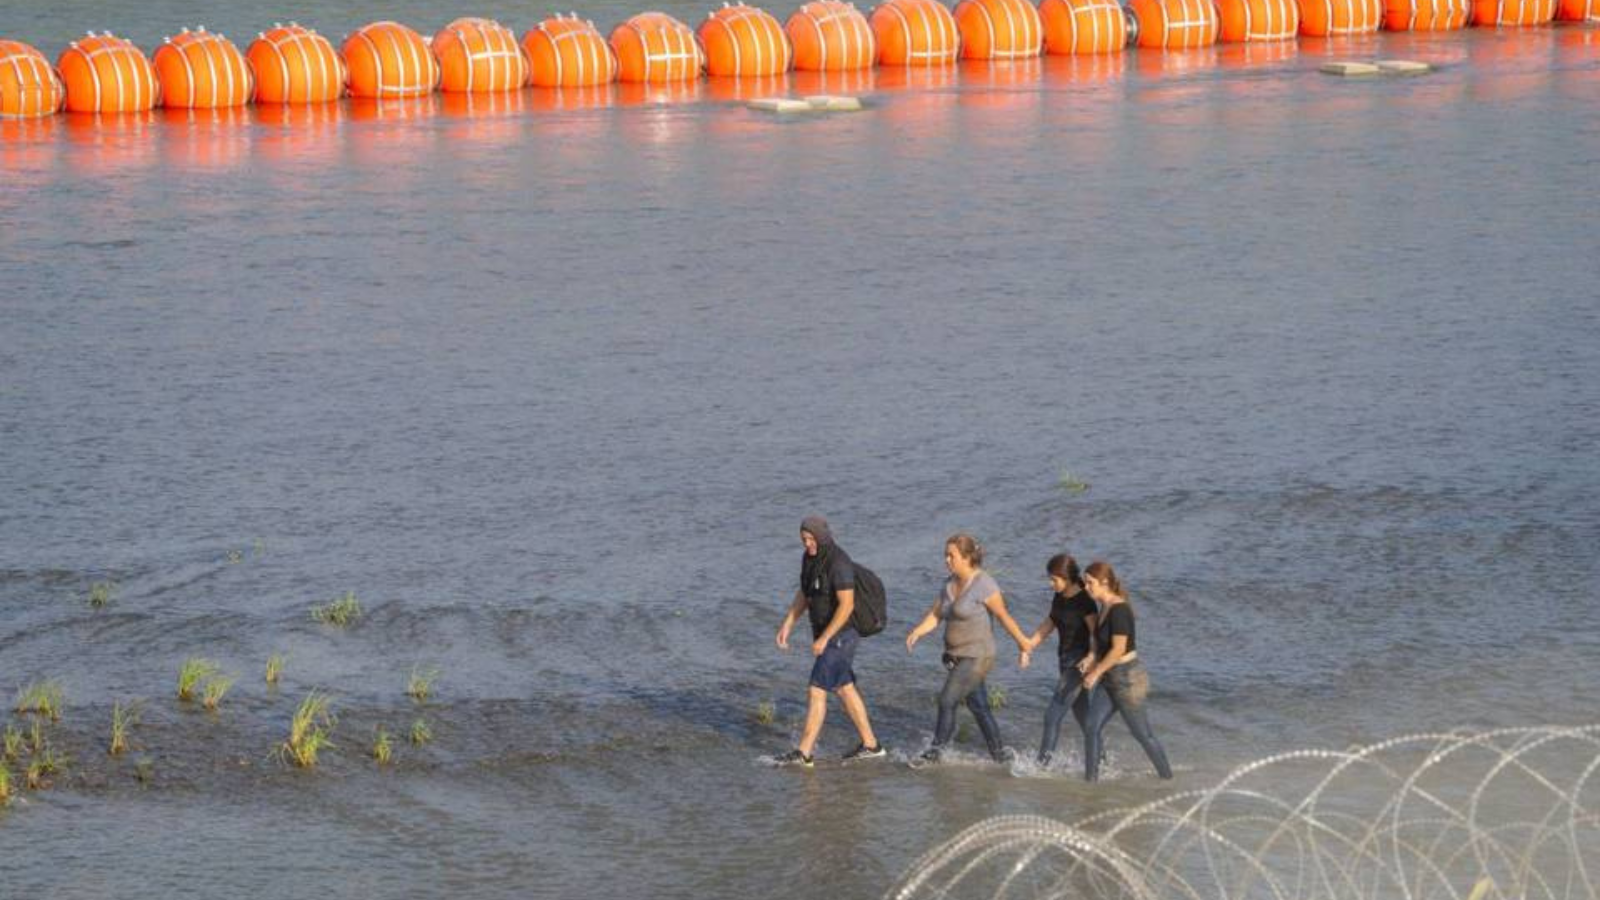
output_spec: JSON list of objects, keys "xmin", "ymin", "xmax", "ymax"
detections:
[
  {"xmin": 871, "ymin": 0, "xmax": 961, "ymax": 66},
  {"xmin": 1039, "ymin": 0, "xmax": 1130, "ymax": 54},
  {"xmin": 434, "ymin": 18, "xmax": 528, "ymax": 92},
  {"xmin": 342, "ymin": 21, "xmax": 439, "ymax": 98},
  {"xmin": 1383, "ymin": 0, "xmax": 1470, "ymax": 29},
  {"xmin": 58, "ymin": 32, "xmax": 159, "ymax": 113},
  {"xmin": 0, "ymin": 40, "xmax": 65, "ymax": 118},
  {"xmin": 1218, "ymin": 0, "xmax": 1301, "ymax": 40},
  {"xmin": 701, "ymin": 4, "xmax": 793, "ymax": 77},
  {"xmin": 523, "ymin": 15, "xmax": 618, "ymax": 87},
  {"xmin": 610, "ymin": 12, "xmax": 703, "ymax": 83},
  {"xmin": 249, "ymin": 24, "xmax": 344, "ymax": 104},
  {"xmin": 1472, "ymin": 0, "xmax": 1557, "ymax": 23},
  {"xmin": 154, "ymin": 28, "xmax": 253, "ymax": 108},
  {"xmin": 1127, "ymin": 0, "xmax": 1219, "ymax": 48},
  {"xmin": 786, "ymin": 1, "xmax": 876, "ymax": 71},
  {"xmin": 1557, "ymin": 0, "xmax": 1599, "ymax": 19},
  {"xmin": 1298, "ymin": 0, "xmax": 1383, "ymax": 34},
  {"xmin": 953, "ymin": 0, "xmax": 1044, "ymax": 59}
]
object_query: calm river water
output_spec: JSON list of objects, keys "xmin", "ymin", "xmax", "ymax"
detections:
[{"xmin": 2, "ymin": 3, "xmax": 1598, "ymax": 897}]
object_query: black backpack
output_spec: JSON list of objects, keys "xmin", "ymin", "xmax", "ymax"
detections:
[{"xmin": 849, "ymin": 564, "xmax": 888, "ymax": 637}]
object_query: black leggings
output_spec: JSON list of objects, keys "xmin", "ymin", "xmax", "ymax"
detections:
[{"xmin": 933, "ymin": 654, "xmax": 1004, "ymax": 759}]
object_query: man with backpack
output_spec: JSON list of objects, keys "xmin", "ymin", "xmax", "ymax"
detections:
[{"xmin": 773, "ymin": 516, "xmax": 888, "ymax": 767}]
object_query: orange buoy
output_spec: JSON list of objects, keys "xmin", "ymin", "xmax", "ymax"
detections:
[
  {"xmin": 953, "ymin": 0, "xmax": 1043, "ymax": 58},
  {"xmin": 700, "ymin": 4, "xmax": 793, "ymax": 76},
  {"xmin": 1039, "ymin": 0, "xmax": 1129, "ymax": 54},
  {"xmin": 153, "ymin": 28, "xmax": 253, "ymax": 108},
  {"xmin": 610, "ymin": 12, "xmax": 703, "ymax": 83},
  {"xmin": 1557, "ymin": 0, "xmax": 1599, "ymax": 18},
  {"xmin": 1471, "ymin": 0, "xmax": 1556, "ymax": 22},
  {"xmin": 433, "ymin": 17, "xmax": 528, "ymax": 92},
  {"xmin": 1126, "ymin": 0, "xmax": 1219, "ymax": 47},
  {"xmin": 786, "ymin": 2, "xmax": 877, "ymax": 71},
  {"xmin": 1383, "ymin": 0, "xmax": 1469, "ymax": 28},
  {"xmin": 871, "ymin": 0, "xmax": 961, "ymax": 66},
  {"xmin": 57, "ymin": 33, "xmax": 159, "ymax": 113},
  {"xmin": 1298, "ymin": 0, "xmax": 1383, "ymax": 33},
  {"xmin": 1217, "ymin": 0, "xmax": 1300, "ymax": 39},
  {"xmin": 523, "ymin": 15, "xmax": 617, "ymax": 87},
  {"xmin": 249, "ymin": 24, "xmax": 344, "ymax": 104},
  {"xmin": 342, "ymin": 21, "xmax": 439, "ymax": 98},
  {"xmin": 0, "ymin": 40, "xmax": 65, "ymax": 117}
]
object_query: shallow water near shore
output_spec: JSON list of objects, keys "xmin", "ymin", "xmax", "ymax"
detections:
[{"xmin": 3, "ymin": 10, "xmax": 1600, "ymax": 899}]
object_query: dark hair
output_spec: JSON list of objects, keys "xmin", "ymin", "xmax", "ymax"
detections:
[
  {"xmin": 1083, "ymin": 561, "xmax": 1126, "ymax": 599},
  {"xmin": 945, "ymin": 533, "xmax": 985, "ymax": 568},
  {"xmin": 1046, "ymin": 553, "xmax": 1082, "ymax": 587}
]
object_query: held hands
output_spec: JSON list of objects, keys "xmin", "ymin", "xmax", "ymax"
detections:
[
  {"xmin": 1076, "ymin": 654, "xmax": 1095, "ymax": 674},
  {"xmin": 1019, "ymin": 649, "xmax": 1032, "ymax": 670},
  {"xmin": 1083, "ymin": 668, "xmax": 1102, "ymax": 690}
]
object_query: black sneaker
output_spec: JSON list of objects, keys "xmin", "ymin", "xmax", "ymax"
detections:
[
  {"xmin": 843, "ymin": 742, "xmax": 887, "ymax": 762},
  {"xmin": 774, "ymin": 749, "xmax": 815, "ymax": 768},
  {"xmin": 917, "ymin": 747, "xmax": 942, "ymax": 765},
  {"xmin": 993, "ymin": 747, "xmax": 1017, "ymax": 765}
]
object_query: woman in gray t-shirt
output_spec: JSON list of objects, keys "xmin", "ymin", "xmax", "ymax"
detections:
[{"xmin": 905, "ymin": 533, "xmax": 1034, "ymax": 764}]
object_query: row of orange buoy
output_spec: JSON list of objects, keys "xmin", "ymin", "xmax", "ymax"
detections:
[{"xmin": 3, "ymin": 1, "xmax": 1595, "ymax": 117}]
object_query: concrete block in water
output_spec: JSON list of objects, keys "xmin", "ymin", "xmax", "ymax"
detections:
[
  {"xmin": 1320, "ymin": 61, "xmax": 1381, "ymax": 76},
  {"xmin": 804, "ymin": 95, "xmax": 863, "ymax": 111},
  {"xmin": 1376, "ymin": 59, "xmax": 1431, "ymax": 75},
  {"xmin": 748, "ymin": 97, "xmax": 817, "ymax": 113}
]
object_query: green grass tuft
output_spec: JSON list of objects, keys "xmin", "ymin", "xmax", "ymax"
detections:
[
  {"xmin": 265, "ymin": 654, "xmax": 284, "ymax": 686},
  {"xmin": 409, "ymin": 719, "xmax": 432, "ymax": 746},
  {"xmin": 177, "ymin": 658, "xmax": 219, "ymax": 702},
  {"xmin": 29, "ymin": 719, "xmax": 44, "ymax": 754},
  {"xmin": 14, "ymin": 680, "xmax": 64, "ymax": 720},
  {"xmin": 2, "ymin": 725, "xmax": 21, "ymax": 762},
  {"xmin": 88, "ymin": 580, "xmax": 118, "ymax": 607},
  {"xmin": 0, "ymin": 760, "xmax": 10, "ymax": 804},
  {"xmin": 754, "ymin": 701, "xmax": 776, "ymax": 726},
  {"xmin": 372, "ymin": 727, "xmax": 393, "ymax": 765},
  {"xmin": 109, "ymin": 700, "xmax": 140, "ymax": 756},
  {"xmin": 26, "ymin": 747, "xmax": 65, "ymax": 789},
  {"xmin": 202, "ymin": 675, "xmax": 235, "ymax": 711},
  {"xmin": 987, "ymin": 685, "xmax": 1008, "ymax": 711},
  {"xmin": 311, "ymin": 591, "xmax": 362, "ymax": 627},
  {"xmin": 282, "ymin": 690, "xmax": 335, "ymax": 768},
  {"xmin": 405, "ymin": 665, "xmax": 439, "ymax": 703},
  {"xmin": 1057, "ymin": 471, "xmax": 1091, "ymax": 495}
]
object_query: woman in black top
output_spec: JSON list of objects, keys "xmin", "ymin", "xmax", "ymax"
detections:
[
  {"xmin": 1079, "ymin": 560, "xmax": 1172, "ymax": 782},
  {"xmin": 1020, "ymin": 553, "xmax": 1098, "ymax": 766}
]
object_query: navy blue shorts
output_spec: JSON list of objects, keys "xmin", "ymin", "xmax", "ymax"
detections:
[{"xmin": 808, "ymin": 628, "xmax": 860, "ymax": 692}]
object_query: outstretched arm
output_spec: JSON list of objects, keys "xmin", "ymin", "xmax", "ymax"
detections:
[
  {"xmin": 984, "ymin": 593, "xmax": 1032, "ymax": 653},
  {"xmin": 776, "ymin": 590, "xmax": 807, "ymax": 650},
  {"xmin": 905, "ymin": 599, "xmax": 942, "ymax": 653}
]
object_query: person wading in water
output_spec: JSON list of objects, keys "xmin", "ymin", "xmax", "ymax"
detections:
[{"xmin": 774, "ymin": 516, "xmax": 886, "ymax": 767}]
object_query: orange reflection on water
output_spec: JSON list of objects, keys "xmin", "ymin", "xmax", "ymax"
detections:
[
  {"xmin": 874, "ymin": 63, "xmax": 960, "ymax": 93},
  {"xmin": 1464, "ymin": 28, "xmax": 1557, "ymax": 102},
  {"xmin": 346, "ymin": 97, "xmax": 438, "ymax": 177},
  {"xmin": 702, "ymin": 74, "xmax": 792, "ymax": 102},
  {"xmin": 1214, "ymin": 39, "xmax": 1299, "ymax": 70},
  {"xmin": 250, "ymin": 102, "xmax": 343, "ymax": 166},
  {"xmin": 615, "ymin": 80, "xmax": 705, "ymax": 107},
  {"xmin": 527, "ymin": 86, "xmax": 616, "ymax": 112},
  {"xmin": 0, "ymin": 116, "xmax": 60, "ymax": 176},
  {"xmin": 1039, "ymin": 51, "xmax": 1130, "ymax": 86},
  {"xmin": 955, "ymin": 58, "xmax": 1045, "ymax": 110},
  {"xmin": 789, "ymin": 68, "xmax": 879, "ymax": 96},
  {"xmin": 438, "ymin": 90, "xmax": 529, "ymax": 149},
  {"xmin": 62, "ymin": 111, "xmax": 157, "ymax": 176},
  {"xmin": 157, "ymin": 106, "xmax": 251, "ymax": 170}
]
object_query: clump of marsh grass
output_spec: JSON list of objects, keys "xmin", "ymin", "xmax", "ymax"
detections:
[
  {"xmin": 753, "ymin": 701, "xmax": 776, "ymax": 726},
  {"xmin": 29, "ymin": 719, "xmax": 44, "ymax": 754},
  {"xmin": 88, "ymin": 580, "xmax": 118, "ymax": 607},
  {"xmin": 227, "ymin": 549, "xmax": 243, "ymax": 565},
  {"xmin": 372, "ymin": 727, "xmax": 393, "ymax": 765},
  {"xmin": 14, "ymin": 680, "xmax": 64, "ymax": 721},
  {"xmin": 0, "ymin": 760, "xmax": 11, "ymax": 804},
  {"xmin": 177, "ymin": 658, "xmax": 220, "ymax": 702},
  {"xmin": 26, "ymin": 747, "xmax": 65, "ymax": 789},
  {"xmin": 409, "ymin": 719, "xmax": 432, "ymax": 746},
  {"xmin": 265, "ymin": 654, "xmax": 285, "ymax": 686},
  {"xmin": 202, "ymin": 675, "xmax": 234, "ymax": 711},
  {"xmin": 281, "ymin": 691, "xmax": 335, "ymax": 768},
  {"xmin": 311, "ymin": 591, "xmax": 362, "ymax": 627},
  {"xmin": 109, "ymin": 701, "xmax": 141, "ymax": 756},
  {"xmin": 1057, "ymin": 471, "xmax": 1090, "ymax": 495},
  {"xmin": 2, "ymin": 725, "xmax": 22, "ymax": 762},
  {"xmin": 405, "ymin": 665, "xmax": 439, "ymax": 703},
  {"xmin": 988, "ymin": 686, "xmax": 1008, "ymax": 711}
]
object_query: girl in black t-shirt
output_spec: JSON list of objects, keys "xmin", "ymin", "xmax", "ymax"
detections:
[
  {"xmin": 1020, "ymin": 553, "xmax": 1098, "ymax": 766},
  {"xmin": 1079, "ymin": 560, "xmax": 1172, "ymax": 782}
]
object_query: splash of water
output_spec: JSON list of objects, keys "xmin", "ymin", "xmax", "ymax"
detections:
[{"xmin": 889, "ymin": 725, "xmax": 1600, "ymax": 900}]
